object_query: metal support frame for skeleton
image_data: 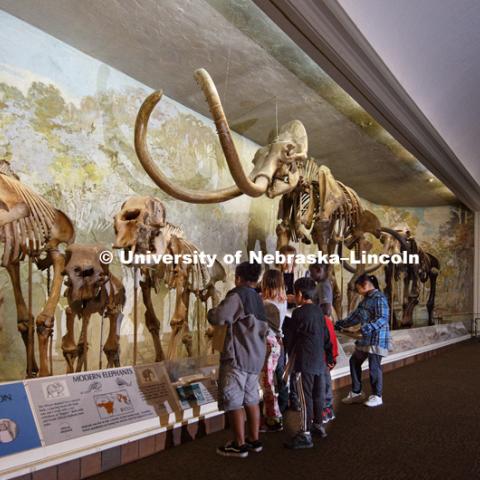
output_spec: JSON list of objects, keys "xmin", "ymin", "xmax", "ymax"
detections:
[
  {"xmin": 0, "ymin": 162, "xmax": 75, "ymax": 377},
  {"xmin": 380, "ymin": 227, "xmax": 440, "ymax": 327},
  {"xmin": 61, "ymin": 244, "xmax": 125, "ymax": 373},
  {"xmin": 113, "ymin": 196, "xmax": 225, "ymax": 360},
  {"xmin": 276, "ymin": 160, "xmax": 383, "ymax": 317}
]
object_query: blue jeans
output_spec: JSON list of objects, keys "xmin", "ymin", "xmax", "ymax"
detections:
[
  {"xmin": 323, "ymin": 369, "xmax": 333, "ymax": 408},
  {"xmin": 275, "ymin": 343, "xmax": 289, "ymax": 413},
  {"xmin": 350, "ymin": 349, "xmax": 383, "ymax": 397}
]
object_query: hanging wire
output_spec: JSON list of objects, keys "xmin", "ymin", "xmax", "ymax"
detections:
[
  {"xmin": 196, "ymin": 297, "xmax": 201, "ymax": 356},
  {"xmin": 275, "ymin": 96, "xmax": 279, "ymax": 138},
  {"xmin": 99, "ymin": 310, "xmax": 105, "ymax": 370},
  {"xmin": 222, "ymin": 5, "xmax": 236, "ymax": 109},
  {"xmin": 229, "ymin": 95, "xmax": 279, "ymax": 124},
  {"xmin": 168, "ymin": 287, "xmax": 172, "ymax": 324}
]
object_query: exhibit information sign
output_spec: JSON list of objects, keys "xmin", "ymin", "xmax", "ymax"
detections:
[
  {"xmin": 133, "ymin": 363, "xmax": 182, "ymax": 418},
  {"xmin": 176, "ymin": 377, "xmax": 218, "ymax": 410},
  {"xmin": 26, "ymin": 365, "xmax": 179, "ymax": 445},
  {"xmin": 0, "ymin": 382, "xmax": 41, "ymax": 457}
]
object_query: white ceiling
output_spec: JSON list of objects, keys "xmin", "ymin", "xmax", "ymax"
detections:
[
  {"xmin": 339, "ymin": 0, "xmax": 480, "ymax": 188},
  {"xmin": 0, "ymin": 0, "xmax": 464, "ymax": 206}
]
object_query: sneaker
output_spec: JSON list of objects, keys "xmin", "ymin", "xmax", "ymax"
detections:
[
  {"xmin": 245, "ymin": 439, "xmax": 263, "ymax": 453},
  {"xmin": 364, "ymin": 395, "xmax": 383, "ymax": 407},
  {"xmin": 259, "ymin": 421, "xmax": 283, "ymax": 433},
  {"xmin": 321, "ymin": 409, "xmax": 328, "ymax": 424},
  {"xmin": 216, "ymin": 441, "xmax": 249, "ymax": 458},
  {"xmin": 284, "ymin": 432, "xmax": 314, "ymax": 449},
  {"xmin": 341, "ymin": 391, "xmax": 366, "ymax": 404},
  {"xmin": 327, "ymin": 408, "xmax": 336, "ymax": 422},
  {"xmin": 322, "ymin": 407, "xmax": 335, "ymax": 424},
  {"xmin": 311, "ymin": 423, "xmax": 327, "ymax": 438}
]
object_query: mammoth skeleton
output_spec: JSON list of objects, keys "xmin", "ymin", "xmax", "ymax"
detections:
[
  {"xmin": 113, "ymin": 196, "xmax": 226, "ymax": 360},
  {"xmin": 0, "ymin": 162, "xmax": 75, "ymax": 377},
  {"xmin": 380, "ymin": 227, "xmax": 440, "ymax": 328},
  {"xmin": 277, "ymin": 160, "xmax": 383, "ymax": 316},
  {"xmin": 135, "ymin": 69, "xmax": 308, "ymax": 203},
  {"xmin": 62, "ymin": 244, "xmax": 125, "ymax": 373}
]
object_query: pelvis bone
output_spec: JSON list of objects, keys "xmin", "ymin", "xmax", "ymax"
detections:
[{"xmin": 134, "ymin": 69, "xmax": 308, "ymax": 203}]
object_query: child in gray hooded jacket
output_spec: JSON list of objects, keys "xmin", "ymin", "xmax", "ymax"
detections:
[{"xmin": 208, "ymin": 262, "xmax": 268, "ymax": 459}]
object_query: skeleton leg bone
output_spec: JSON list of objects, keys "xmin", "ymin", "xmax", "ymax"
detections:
[
  {"xmin": 181, "ymin": 292, "xmax": 192, "ymax": 357},
  {"xmin": 140, "ymin": 275, "xmax": 165, "ymax": 362},
  {"xmin": 36, "ymin": 248, "xmax": 65, "ymax": 376},
  {"xmin": 167, "ymin": 285, "xmax": 189, "ymax": 360},
  {"xmin": 75, "ymin": 313, "xmax": 90, "ymax": 372},
  {"xmin": 103, "ymin": 312, "xmax": 121, "ymax": 368},
  {"xmin": 61, "ymin": 306, "xmax": 77, "ymax": 374},
  {"xmin": 426, "ymin": 269, "xmax": 439, "ymax": 326},
  {"xmin": 6, "ymin": 262, "xmax": 38, "ymax": 377}
]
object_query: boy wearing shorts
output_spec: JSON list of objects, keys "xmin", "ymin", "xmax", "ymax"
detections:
[{"xmin": 208, "ymin": 262, "xmax": 268, "ymax": 458}]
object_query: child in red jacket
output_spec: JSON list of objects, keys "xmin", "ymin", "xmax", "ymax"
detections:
[{"xmin": 323, "ymin": 315, "xmax": 338, "ymax": 423}]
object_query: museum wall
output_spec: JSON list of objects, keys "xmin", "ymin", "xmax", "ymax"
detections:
[{"xmin": 0, "ymin": 12, "xmax": 474, "ymax": 381}]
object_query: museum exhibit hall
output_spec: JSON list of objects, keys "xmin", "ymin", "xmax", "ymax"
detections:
[{"xmin": 0, "ymin": 0, "xmax": 479, "ymax": 479}]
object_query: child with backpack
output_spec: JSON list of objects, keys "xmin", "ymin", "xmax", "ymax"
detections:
[{"xmin": 207, "ymin": 262, "xmax": 268, "ymax": 458}]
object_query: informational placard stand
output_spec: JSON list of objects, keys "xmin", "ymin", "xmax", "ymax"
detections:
[
  {"xmin": 175, "ymin": 376, "xmax": 219, "ymax": 418},
  {"xmin": 0, "ymin": 382, "xmax": 41, "ymax": 458},
  {"xmin": 133, "ymin": 362, "xmax": 182, "ymax": 424},
  {"xmin": 25, "ymin": 365, "xmax": 180, "ymax": 446}
]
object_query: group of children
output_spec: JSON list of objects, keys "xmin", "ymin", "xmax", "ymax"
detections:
[{"xmin": 208, "ymin": 259, "xmax": 339, "ymax": 457}]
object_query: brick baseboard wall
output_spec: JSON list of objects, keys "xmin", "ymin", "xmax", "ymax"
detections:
[{"xmin": 13, "ymin": 414, "xmax": 225, "ymax": 480}]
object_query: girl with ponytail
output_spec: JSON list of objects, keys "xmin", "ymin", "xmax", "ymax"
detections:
[{"xmin": 335, "ymin": 273, "xmax": 391, "ymax": 408}]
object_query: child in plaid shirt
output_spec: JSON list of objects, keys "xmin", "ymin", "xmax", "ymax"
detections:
[{"xmin": 335, "ymin": 274, "xmax": 391, "ymax": 408}]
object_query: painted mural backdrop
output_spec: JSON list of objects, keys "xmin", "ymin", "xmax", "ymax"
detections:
[
  {"xmin": 362, "ymin": 201, "xmax": 474, "ymax": 324},
  {"xmin": 0, "ymin": 12, "xmax": 473, "ymax": 381}
]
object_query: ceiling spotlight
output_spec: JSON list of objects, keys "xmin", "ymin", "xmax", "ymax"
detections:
[{"xmin": 428, "ymin": 177, "xmax": 434, "ymax": 183}]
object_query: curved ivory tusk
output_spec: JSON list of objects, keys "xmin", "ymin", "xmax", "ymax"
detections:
[
  {"xmin": 135, "ymin": 91, "xmax": 243, "ymax": 204},
  {"xmin": 380, "ymin": 227, "xmax": 409, "ymax": 252},
  {"xmin": 339, "ymin": 239, "xmax": 383, "ymax": 275},
  {"xmin": 342, "ymin": 261, "xmax": 382, "ymax": 275},
  {"xmin": 194, "ymin": 68, "xmax": 269, "ymax": 197}
]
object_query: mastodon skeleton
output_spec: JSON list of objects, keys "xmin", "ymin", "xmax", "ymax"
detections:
[
  {"xmin": 276, "ymin": 160, "xmax": 383, "ymax": 316},
  {"xmin": 0, "ymin": 161, "xmax": 75, "ymax": 377},
  {"xmin": 113, "ymin": 196, "xmax": 226, "ymax": 361},
  {"xmin": 380, "ymin": 227, "xmax": 440, "ymax": 328}
]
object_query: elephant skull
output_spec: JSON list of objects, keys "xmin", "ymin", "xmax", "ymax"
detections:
[
  {"xmin": 113, "ymin": 196, "xmax": 169, "ymax": 255},
  {"xmin": 63, "ymin": 244, "xmax": 109, "ymax": 308}
]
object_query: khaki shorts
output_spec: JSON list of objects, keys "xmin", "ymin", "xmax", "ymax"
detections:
[{"xmin": 218, "ymin": 362, "xmax": 260, "ymax": 412}]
